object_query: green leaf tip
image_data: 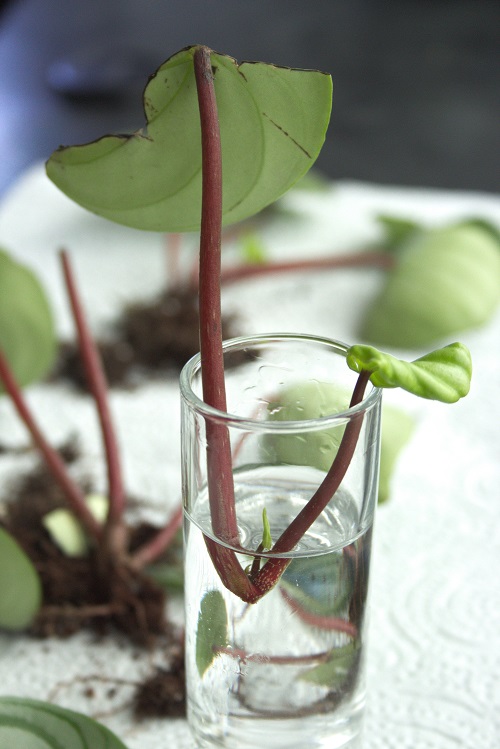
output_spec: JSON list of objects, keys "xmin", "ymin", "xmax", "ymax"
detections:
[
  {"xmin": 46, "ymin": 45, "xmax": 332, "ymax": 232},
  {"xmin": 261, "ymin": 508, "xmax": 272, "ymax": 550},
  {"xmin": 346, "ymin": 342, "xmax": 472, "ymax": 403}
]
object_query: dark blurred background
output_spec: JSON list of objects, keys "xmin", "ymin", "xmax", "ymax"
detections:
[{"xmin": 0, "ymin": 0, "xmax": 499, "ymax": 197}]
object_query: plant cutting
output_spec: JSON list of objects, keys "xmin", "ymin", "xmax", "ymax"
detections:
[{"xmin": 45, "ymin": 45, "xmax": 472, "ymax": 748}]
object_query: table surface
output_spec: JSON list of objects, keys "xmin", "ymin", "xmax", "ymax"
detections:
[{"xmin": 0, "ymin": 164, "xmax": 499, "ymax": 748}]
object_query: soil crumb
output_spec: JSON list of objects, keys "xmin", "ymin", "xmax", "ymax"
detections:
[
  {"xmin": 133, "ymin": 646, "xmax": 186, "ymax": 719},
  {"xmin": 52, "ymin": 286, "xmax": 242, "ymax": 391}
]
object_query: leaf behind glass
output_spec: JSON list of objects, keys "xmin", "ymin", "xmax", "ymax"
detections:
[{"xmin": 196, "ymin": 589, "xmax": 228, "ymax": 677}]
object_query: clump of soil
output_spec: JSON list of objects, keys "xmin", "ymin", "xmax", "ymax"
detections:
[
  {"xmin": 53, "ymin": 286, "xmax": 242, "ymax": 391},
  {"xmin": 133, "ymin": 646, "xmax": 186, "ymax": 720},
  {"xmin": 1, "ymin": 446, "xmax": 168, "ymax": 645},
  {"xmin": 0, "ymin": 439, "xmax": 186, "ymax": 716}
]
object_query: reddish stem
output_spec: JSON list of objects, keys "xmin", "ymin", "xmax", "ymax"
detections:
[
  {"xmin": 192, "ymin": 49, "xmax": 241, "ymax": 536},
  {"xmin": 130, "ymin": 504, "xmax": 183, "ymax": 569},
  {"xmin": 192, "ymin": 45, "xmax": 373, "ymax": 605},
  {"xmin": 249, "ymin": 371, "xmax": 371, "ymax": 598},
  {"xmin": 279, "ymin": 588, "xmax": 358, "ymax": 637},
  {"xmin": 194, "ymin": 45, "xmax": 260, "ymax": 602},
  {"xmin": 219, "ymin": 250, "xmax": 394, "ymax": 286},
  {"xmin": 194, "ymin": 46, "xmax": 239, "ymax": 543},
  {"xmin": 60, "ymin": 251, "xmax": 126, "ymax": 552},
  {"xmin": 0, "ymin": 351, "xmax": 102, "ymax": 540},
  {"xmin": 214, "ymin": 645, "xmax": 332, "ymax": 665},
  {"xmin": 165, "ymin": 232, "xmax": 182, "ymax": 288},
  {"xmin": 189, "ymin": 247, "xmax": 394, "ymax": 289}
]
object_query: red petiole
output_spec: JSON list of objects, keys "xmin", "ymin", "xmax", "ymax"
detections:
[{"xmin": 193, "ymin": 46, "xmax": 373, "ymax": 604}]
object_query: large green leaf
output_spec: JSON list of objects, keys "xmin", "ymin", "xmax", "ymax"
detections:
[
  {"xmin": 346, "ymin": 342, "xmax": 472, "ymax": 403},
  {"xmin": 0, "ymin": 697, "xmax": 128, "ymax": 748},
  {"xmin": 46, "ymin": 46, "xmax": 332, "ymax": 232},
  {"xmin": 0, "ymin": 249, "xmax": 56, "ymax": 389},
  {"xmin": 0, "ymin": 527, "xmax": 42, "ymax": 631},
  {"xmin": 361, "ymin": 221, "xmax": 500, "ymax": 348}
]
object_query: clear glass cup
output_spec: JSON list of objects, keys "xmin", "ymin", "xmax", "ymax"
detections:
[{"xmin": 180, "ymin": 333, "xmax": 382, "ymax": 749}]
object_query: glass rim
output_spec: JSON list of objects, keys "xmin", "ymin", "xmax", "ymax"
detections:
[{"xmin": 180, "ymin": 333, "xmax": 382, "ymax": 433}]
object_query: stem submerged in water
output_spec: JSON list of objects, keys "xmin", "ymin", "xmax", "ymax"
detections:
[{"xmin": 193, "ymin": 45, "xmax": 373, "ymax": 604}]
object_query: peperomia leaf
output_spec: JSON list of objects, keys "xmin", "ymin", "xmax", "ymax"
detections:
[
  {"xmin": 281, "ymin": 551, "xmax": 351, "ymax": 618},
  {"xmin": 0, "ymin": 527, "xmax": 42, "ymax": 631},
  {"xmin": 0, "ymin": 697, "xmax": 129, "ymax": 748},
  {"xmin": 263, "ymin": 381, "xmax": 350, "ymax": 471},
  {"xmin": 361, "ymin": 221, "xmax": 500, "ymax": 348},
  {"xmin": 460, "ymin": 217, "xmax": 500, "ymax": 245},
  {"xmin": 196, "ymin": 590, "xmax": 228, "ymax": 677},
  {"xmin": 346, "ymin": 342, "xmax": 472, "ymax": 403},
  {"xmin": 300, "ymin": 641, "xmax": 359, "ymax": 688},
  {"xmin": 263, "ymin": 382, "xmax": 413, "ymax": 502},
  {"xmin": 46, "ymin": 46, "xmax": 332, "ymax": 232},
  {"xmin": 0, "ymin": 249, "xmax": 56, "ymax": 389},
  {"xmin": 377, "ymin": 215, "xmax": 420, "ymax": 251}
]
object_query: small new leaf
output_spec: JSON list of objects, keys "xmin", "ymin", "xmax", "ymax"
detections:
[
  {"xmin": 241, "ymin": 233, "xmax": 268, "ymax": 264},
  {"xmin": 346, "ymin": 342, "xmax": 472, "ymax": 403},
  {"xmin": 0, "ymin": 697, "xmax": 129, "ymax": 748},
  {"xmin": 261, "ymin": 508, "xmax": 272, "ymax": 550}
]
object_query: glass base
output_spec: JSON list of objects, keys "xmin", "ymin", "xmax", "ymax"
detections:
[{"xmin": 189, "ymin": 696, "xmax": 365, "ymax": 749}]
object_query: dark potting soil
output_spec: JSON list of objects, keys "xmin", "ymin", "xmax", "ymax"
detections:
[
  {"xmin": 0, "ymin": 439, "xmax": 186, "ymax": 717},
  {"xmin": 132, "ymin": 647, "xmax": 186, "ymax": 720},
  {"xmin": 52, "ymin": 285, "xmax": 243, "ymax": 391}
]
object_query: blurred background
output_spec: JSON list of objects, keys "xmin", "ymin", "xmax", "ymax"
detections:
[{"xmin": 0, "ymin": 0, "xmax": 498, "ymax": 197}]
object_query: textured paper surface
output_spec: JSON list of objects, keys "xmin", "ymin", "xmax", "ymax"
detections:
[{"xmin": 0, "ymin": 165, "xmax": 499, "ymax": 748}]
